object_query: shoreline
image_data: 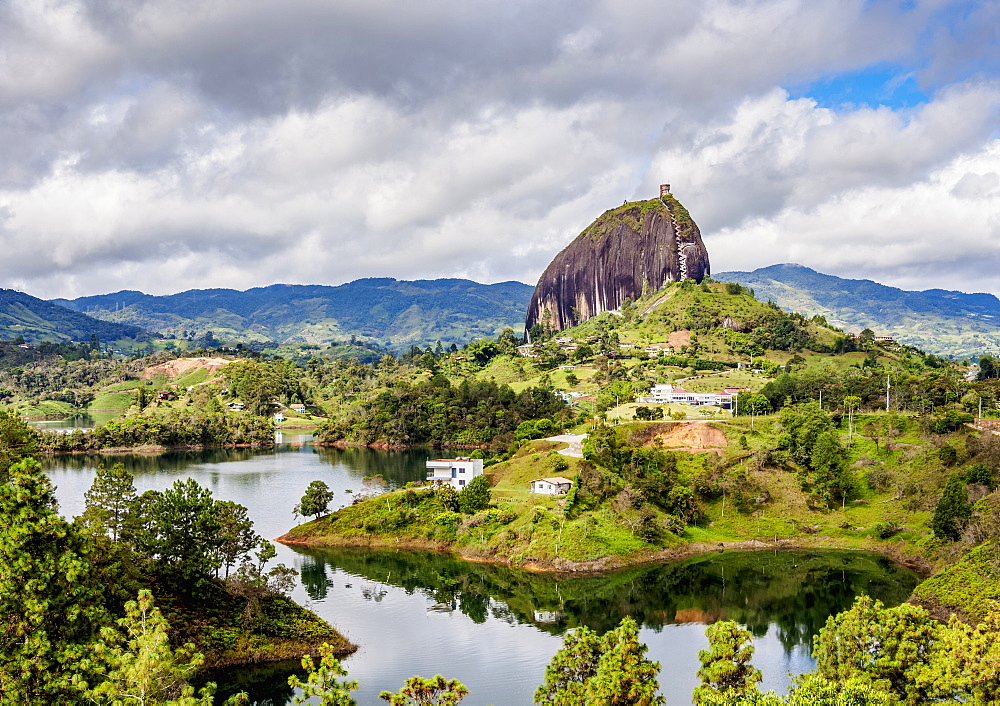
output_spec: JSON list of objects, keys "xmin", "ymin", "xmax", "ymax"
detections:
[
  {"xmin": 316, "ymin": 438, "xmax": 490, "ymax": 451},
  {"xmin": 43, "ymin": 442, "xmax": 275, "ymax": 455},
  {"xmin": 275, "ymin": 530, "xmax": 933, "ymax": 578}
]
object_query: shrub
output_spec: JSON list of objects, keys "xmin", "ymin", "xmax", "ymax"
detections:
[
  {"xmin": 457, "ymin": 475, "xmax": 491, "ymax": 514},
  {"xmin": 931, "ymin": 475, "xmax": 972, "ymax": 541},
  {"xmin": 872, "ymin": 522, "xmax": 900, "ymax": 539},
  {"xmin": 867, "ymin": 466, "xmax": 893, "ymax": 492},
  {"xmin": 433, "ymin": 511, "xmax": 462, "ymax": 528},
  {"xmin": 965, "ymin": 462, "xmax": 996, "ymax": 488}
]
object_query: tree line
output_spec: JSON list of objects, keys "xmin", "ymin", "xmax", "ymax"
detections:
[
  {"xmin": 34, "ymin": 409, "xmax": 275, "ymax": 451},
  {"xmin": 317, "ymin": 376, "xmax": 569, "ymax": 448}
]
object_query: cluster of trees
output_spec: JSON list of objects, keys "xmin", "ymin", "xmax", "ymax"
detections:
[
  {"xmin": 222, "ymin": 359, "xmax": 308, "ymax": 415},
  {"xmin": 694, "ymin": 595, "xmax": 1000, "ymax": 704},
  {"xmin": 774, "ymin": 403, "xmax": 854, "ymax": 506},
  {"xmin": 0, "ymin": 350, "xmax": 164, "ymax": 408},
  {"xmin": 929, "ymin": 460, "xmax": 997, "ymax": 542},
  {"xmin": 81, "ymin": 463, "xmax": 294, "ymax": 593},
  {"xmin": 34, "ymin": 409, "xmax": 276, "ymax": 451},
  {"xmin": 759, "ymin": 363, "xmax": 970, "ymax": 415},
  {"xmin": 0, "ymin": 454, "xmax": 299, "ymax": 702},
  {"xmin": 576, "ymin": 425, "xmax": 700, "ymax": 539},
  {"xmin": 319, "ymin": 376, "xmax": 568, "ymax": 448}
]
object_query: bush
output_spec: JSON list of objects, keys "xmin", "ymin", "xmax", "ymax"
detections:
[
  {"xmin": 965, "ymin": 462, "xmax": 996, "ymax": 488},
  {"xmin": 867, "ymin": 466, "xmax": 893, "ymax": 492},
  {"xmin": 938, "ymin": 444, "xmax": 959, "ymax": 466},
  {"xmin": 931, "ymin": 475, "xmax": 972, "ymax": 541},
  {"xmin": 457, "ymin": 475, "xmax": 491, "ymax": 514},
  {"xmin": 872, "ymin": 522, "xmax": 901, "ymax": 539},
  {"xmin": 433, "ymin": 511, "xmax": 462, "ymax": 528}
]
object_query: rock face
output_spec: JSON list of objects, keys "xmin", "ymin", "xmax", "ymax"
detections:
[{"xmin": 525, "ymin": 194, "xmax": 710, "ymax": 336}]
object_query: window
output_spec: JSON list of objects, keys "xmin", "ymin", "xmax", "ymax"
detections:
[
  {"xmin": 459, "ymin": 468, "xmax": 465, "ymax": 473},
  {"xmin": 458, "ymin": 479, "xmax": 465, "ymax": 486}
]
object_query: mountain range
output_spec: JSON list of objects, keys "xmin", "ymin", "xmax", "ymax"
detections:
[
  {"xmin": 52, "ymin": 278, "xmax": 534, "ymax": 351},
  {"xmin": 3, "ymin": 264, "xmax": 999, "ymax": 358},
  {"xmin": 0, "ymin": 288, "xmax": 147, "ymax": 344},
  {"xmin": 715, "ymin": 264, "xmax": 1000, "ymax": 358}
]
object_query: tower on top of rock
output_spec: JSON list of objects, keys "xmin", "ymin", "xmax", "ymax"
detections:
[{"xmin": 659, "ymin": 184, "xmax": 671, "ymax": 196}]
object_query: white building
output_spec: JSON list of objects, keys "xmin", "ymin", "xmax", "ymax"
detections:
[
  {"xmin": 529, "ymin": 476, "xmax": 574, "ymax": 495},
  {"xmin": 638, "ymin": 384, "xmax": 735, "ymax": 409},
  {"xmin": 426, "ymin": 457, "xmax": 484, "ymax": 489}
]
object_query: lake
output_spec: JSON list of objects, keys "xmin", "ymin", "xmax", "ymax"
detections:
[{"xmin": 42, "ymin": 436, "xmax": 919, "ymax": 705}]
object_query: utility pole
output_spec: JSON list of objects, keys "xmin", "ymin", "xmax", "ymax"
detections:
[{"xmin": 886, "ymin": 374, "xmax": 891, "ymax": 412}]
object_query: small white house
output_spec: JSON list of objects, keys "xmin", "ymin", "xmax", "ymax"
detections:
[
  {"xmin": 530, "ymin": 476, "xmax": 574, "ymax": 495},
  {"xmin": 426, "ymin": 457, "xmax": 484, "ymax": 490}
]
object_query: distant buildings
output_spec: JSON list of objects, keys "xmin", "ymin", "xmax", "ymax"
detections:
[
  {"xmin": 638, "ymin": 384, "xmax": 735, "ymax": 409},
  {"xmin": 426, "ymin": 457, "xmax": 484, "ymax": 489},
  {"xmin": 643, "ymin": 344, "xmax": 675, "ymax": 357}
]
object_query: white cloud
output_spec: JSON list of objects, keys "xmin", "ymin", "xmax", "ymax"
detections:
[
  {"xmin": 0, "ymin": 0, "xmax": 998, "ymax": 299},
  {"xmin": 708, "ymin": 139, "xmax": 1000, "ymax": 294}
]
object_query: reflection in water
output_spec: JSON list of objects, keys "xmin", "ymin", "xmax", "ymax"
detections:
[
  {"xmin": 28, "ymin": 411, "xmax": 119, "ymax": 430},
  {"xmin": 212, "ymin": 546, "xmax": 917, "ymax": 704},
  {"xmin": 45, "ymin": 442, "xmax": 463, "ymax": 489},
  {"xmin": 293, "ymin": 546, "xmax": 917, "ymax": 650},
  {"xmin": 205, "ymin": 660, "xmax": 301, "ymax": 706},
  {"xmin": 42, "ymin": 443, "xmax": 920, "ymax": 705}
]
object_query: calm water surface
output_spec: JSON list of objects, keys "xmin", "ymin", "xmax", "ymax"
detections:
[{"xmin": 42, "ymin": 436, "xmax": 919, "ymax": 705}]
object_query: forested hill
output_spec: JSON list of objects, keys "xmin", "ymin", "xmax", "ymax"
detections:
[
  {"xmin": 715, "ymin": 263, "xmax": 1000, "ymax": 358},
  {"xmin": 53, "ymin": 278, "xmax": 534, "ymax": 351},
  {"xmin": 0, "ymin": 289, "xmax": 148, "ymax": 344}
]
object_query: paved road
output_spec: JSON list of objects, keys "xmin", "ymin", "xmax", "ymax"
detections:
[{"xmin": 544, "ymin": 433, "xmax": 587, "ymax": 458}]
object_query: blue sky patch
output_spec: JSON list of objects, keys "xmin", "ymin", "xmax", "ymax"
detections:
[{"xmin": 790, "ymin": 64, "xmax": 930, "ymax": 111}]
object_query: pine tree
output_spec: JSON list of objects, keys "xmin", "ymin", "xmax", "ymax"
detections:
[
  {"xmin": 88, "ymin": 589, "xmax": 220, "ymax": 704},
  {"xmin": 131, "ymin": 478, "xmax": 224, "ymax": 585},
  {"xmin": 288, "ymin": 642, "xmax": 358, "ymax": 705},
  {"xmin": 931, "ymin": 474, "xmax": 972, "ymax": 541},
  {"xmin": 82, "ymin": 462, "xmax": 137, "ymax": 542},
  {"xmin": 0, "ymin": 459, "xmax": 106, "ymax": 701},
  {"xmin": 0, "ymin": 408, "xmax": 38, "ymax": 482},
  {"xmin": 213, "ymin": 499, "xmax": 259, "ymax": 579},
  {"xmin": 813, "ymin": 595, "xmax": 938, "ymax": 703},
  {"xmin": 693, "ymin": 621, "xmax": 762, "ymax": 703},
  {"xmin": 379, "ymin": 674, "xmax": 469, "ymax": 705},
  {"xmin": 300, "ymin": 480, "xmax": 335, "ymax": 519},
  {"xmin": 535, "ymin": 617, "xmax": 663, "ymax": 705}
]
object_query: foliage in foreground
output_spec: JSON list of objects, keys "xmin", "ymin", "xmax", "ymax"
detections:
[
  {"xmin": 534, "ymin": 617, "xmax": 663, "ymax": 705},
  {"xmin": 694, "ymin": 596, "xmax": 1000, "ymax": 705}
]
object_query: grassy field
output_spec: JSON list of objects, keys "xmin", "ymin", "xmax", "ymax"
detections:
[
  {"xmin": 89, "ymin": 389, "xmax": 137, "ymax": 411},
  {"xmin": 16, "ymin": 399, "xmax": 75, "ymax": 418}
]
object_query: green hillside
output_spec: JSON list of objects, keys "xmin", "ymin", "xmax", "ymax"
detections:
[
  {"xmin": 0, "ymin": 289, "xmax": 148, "ymax": 345},
  {"xmin": 716, "ymin": 264, "xmax": 1000, "ymax": 359},
  {"xmin": 52, "ymin": 278, "xmax": 533, "ymax": 352}
]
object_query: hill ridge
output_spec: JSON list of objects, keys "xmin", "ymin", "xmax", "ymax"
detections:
[
  {"xmin": 716, "ymin": 263, "xmax": 1000, "ymax": 358},
  {"xmin": 52, "ymin": 278, "xmax": 534, "ymax": 351}
]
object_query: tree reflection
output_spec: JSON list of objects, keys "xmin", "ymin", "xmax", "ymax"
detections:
[{"xmin": 291, "ymin": 547, "xmax": 919, "ymax": 646}]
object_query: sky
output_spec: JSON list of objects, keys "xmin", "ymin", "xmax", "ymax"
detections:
[{"xmin": 2, "ymin": 0, "xmax": 999, "ymax": 300}]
